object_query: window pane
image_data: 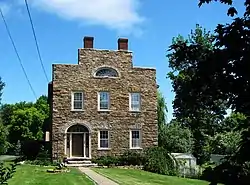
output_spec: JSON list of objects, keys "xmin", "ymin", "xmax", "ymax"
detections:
[
  {"xmin": 100, "ymin": 131, "xmax": 109, "ymax": 148},
  {"xmin": 132, "ymin": 131, "xmax": 140, "ymax": 139},
  {"xmin": 130, "ymin": 93, "xmax": 140, "ymax": 111},
  {"xmin": 99, "ymin": 92, "xmax": 109, "ymax": 110},
  {"xmin": 73, "ymin": 101, "xmax": 82, "ymax": 109},
  {"xmin": 100, "ymin": 139, "xmax": 109, "ymax": 148},
  {"xmin": 100, "ymin": 131, "xmax": 108, "ymax": 139},
  {"xmin": 131, "ymin": 130, "xmax": 141, "ymax": 148},
  {"xmin": 132, "ymin": 93, "xmax": 140, "ymax": 101},
  {"xmin": 100, "ymin": 102, "xmax": 108, "ymax": 109},
  {"xmin": 74, "ymin": 92, "xmax": 82, "ymax": 101},
  {"xmin": 132, "ymin": 138, "xmax": 140, "ymax": 148},
  {"xmin": 96, "ymin": 68, "xmax": 118, "ymax": 77},
  {"xmin": 131, "ymin": 103, "xmax": 140, "ymax": 111}
]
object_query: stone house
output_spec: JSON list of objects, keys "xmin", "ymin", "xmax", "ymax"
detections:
[{"xmin": 48, "ymin": 37, "xmax": 158, "ymax": 160}]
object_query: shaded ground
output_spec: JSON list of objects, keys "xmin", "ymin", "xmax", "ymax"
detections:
[
  {"xmin": 0, "ymin": 155, "xmax": 19, "ymax": 161},
  {"xmin": 93, "ymin": 168, "xmax": 211, "ymax": 185}
]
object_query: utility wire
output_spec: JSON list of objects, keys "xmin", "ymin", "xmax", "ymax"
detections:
[
  {"xmin": 0, "ymin": 8, "xmax": 37, "ymax": 100},
  {"xmin": 24, "ymin": 0, "xmax": 49, "ymax": 83}
]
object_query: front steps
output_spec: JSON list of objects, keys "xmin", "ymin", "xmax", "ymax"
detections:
[{"xmin": 65, "ymin": 158, "xmax": 97, "ymax": 167}]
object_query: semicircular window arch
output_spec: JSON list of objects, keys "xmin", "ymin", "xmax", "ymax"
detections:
[{"xmin": 95, "ymin": 67, "xmax": 119, "ymax": 77}]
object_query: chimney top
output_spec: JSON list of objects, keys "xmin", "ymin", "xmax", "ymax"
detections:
[
  {"xmin": 84, "ymin": 36, "xmax": 94, "ymax": 48},
  {"xmin": 118, "ymin": 38, "xmax": 128, "ymax": 50}
]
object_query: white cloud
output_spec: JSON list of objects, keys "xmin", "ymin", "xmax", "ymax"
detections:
[{"xmin": 30, "ymin": 0, "xmax": 144, "ymax": 34}]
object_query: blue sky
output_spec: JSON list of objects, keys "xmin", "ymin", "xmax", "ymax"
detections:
[{"xmin": 0, "ymin": 0, "xmax": 245, "ymax": 120}]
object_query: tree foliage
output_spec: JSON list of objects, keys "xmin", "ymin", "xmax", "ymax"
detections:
[
  {"xmin": 157, "ymin": 91, "xmax": 168, "ymax": 147},
  {"xmin": 0, "ymin": 77, "xmax": 4, "ymax": 104},
  {"xmin": 160, "ymin": 120, "xmax": 194, "ymax": 153},
  {"xmin": 167, "ymin": 0, "xmax": 250, "ymax": 183},
  {"xmin": 0, "ymin": 96, "xmax": 49, "ymax": 154},
  {"xmin": 167, "ymin": 24, "xmax": 227, "ymax": 164}
]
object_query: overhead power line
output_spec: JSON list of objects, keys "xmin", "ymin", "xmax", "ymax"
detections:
[
  {"xmin": 24, "ymin": 0, "xmax": 49, "ymax": 83},
  {"xmin": 0, "ymin": 8, "xmax": 37, "ymax": 100}
]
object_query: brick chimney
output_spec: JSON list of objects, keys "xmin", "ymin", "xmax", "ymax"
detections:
[
  {"xmin": 118, "ymin": 38, "xmax": 128, "ymax": 50},
  {"xmin": 84, "ymin": 36, "xmax": 94, "ymax": 48}
]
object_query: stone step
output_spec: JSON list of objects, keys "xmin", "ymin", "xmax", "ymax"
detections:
[
  {"xmin": 65, "ymin": 163, "xmax": 98, "ymax": 167},
  {"xmin": 67, "ymin": 160, "xmax": 92, "ymax": 164}
]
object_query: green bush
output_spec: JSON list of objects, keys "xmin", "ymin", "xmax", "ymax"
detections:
[
  {"xmin": 143, "ymin": 147, "xmax": 178, "ymax": 176},
  {"xmin": 92, "ymin": 156, "xmax": 118, "ymax": 167},
  {"xmin": 119, "ymin": 150, "xmax": 145, "ymax": 166},
  {"xmin": 25, "ymin": 145, "xmax": 52, "ymax": 166},
  {"xmin": 25, "ymin": 159, "xmax": 51, "ymax": 166},
  {"xmin": 0, "ymin": 158, "xmax": 20, "ymax": 184}
]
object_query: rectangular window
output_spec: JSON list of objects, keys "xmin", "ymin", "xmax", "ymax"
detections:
[
  {"xmin": 98, "ymin": 92, "xmax": 110, "ymax": 110},
  {"xmin": 129, "ymin": 93, "xmax": 141, "ymax": 111},
  {"xmin": 99, "ymin": 130, "xmax": 110, "ymax": 149},
  {"xmin": 72, "ymin": 92, "xmax": 83, "ymax": 110},
  {"xmin": 130, "ymin": 130, "xmax": 141, "ymax": 149}
]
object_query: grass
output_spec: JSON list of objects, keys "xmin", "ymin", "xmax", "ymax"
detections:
[
  {"xmin": 7, "ymin": 165, "xmax": 94, "ymax": 185},
  {"xmin": 93, "ymin": 168, "xmax": 211, "ymax": 185}
]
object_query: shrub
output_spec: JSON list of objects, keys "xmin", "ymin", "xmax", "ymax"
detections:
[
  {"xmin": 143, "ymin": 147, "xmax": 178, "ymax": 176},
  {"xmin": 25, "ymin": 145, "xmax": 52, "ymax": 166},
  {"xmin": 92, "ymin": 156, "xmax": 118, "ymax": 167},
  {"xmin": 0, "ymin": 158, "xmax": 20, "ymax": 184},
  {"xmin": 119, "ymin": 150, "xmax": 145, "ymax": 166}
]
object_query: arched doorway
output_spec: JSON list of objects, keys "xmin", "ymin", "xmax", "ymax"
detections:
[{"xmin": 65, "ymin": 124, "xmax": 90, "ymax": 158}]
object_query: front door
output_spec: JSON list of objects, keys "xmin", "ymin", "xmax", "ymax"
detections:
[{"xmin": 72, "ymin": 134, "xmax": 83, "ymax": 157}]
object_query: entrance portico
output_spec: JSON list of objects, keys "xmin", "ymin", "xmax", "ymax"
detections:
[{"xmin": 65, "ymin": 124, "xmax": 91, "ymax": 158}]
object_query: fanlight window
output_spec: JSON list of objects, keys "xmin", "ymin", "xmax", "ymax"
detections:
[
  {"xmin": 67, "ymin": 125, "xmax": 88, "ymax": 133},
  {"xmin": 95, "ymin": 67, "xmax": 119, "ymax": 77}
]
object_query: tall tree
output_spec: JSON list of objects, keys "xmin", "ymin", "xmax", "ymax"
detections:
[
  {"xmin": 0, "ymin": 77, "xmax": 4, "ymax": 104},
  {"xmin": 0, "ymin": 77, "xmax": 8, "ymax": 154},
  {"xmin": 167, "ymin": 24, "xmax": 227, "ymax": 164},
  {"xmin": 196, "ymin": 0, "xmax": 250, "ymax": 184},
  {"xmin": 157, "ymin": 91, "xmax": 168, "ymax": 147},
  {"xmin": 168, "ymin": 0, "xmax": 250, "ymax": 183},
  {"xmin": 0, "ymin": 96, "xmax": 49, "ymax": 153},
  {"xmin": 160, "ymin": 119, "xmax": 194, "ymax": 153}
]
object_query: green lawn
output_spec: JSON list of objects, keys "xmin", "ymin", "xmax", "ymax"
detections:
[
  {"xmin": 8, "ymin": 165, "xmax": 94, "ymax": 185},
  {"xmin": 93, "ymin": 168, "xmax": 211, "ymax": 185}
]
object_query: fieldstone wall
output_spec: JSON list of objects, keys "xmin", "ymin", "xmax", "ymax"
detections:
[{"xmin": 50, "ymin": 48, "xmax": 158, "ymax": 159}]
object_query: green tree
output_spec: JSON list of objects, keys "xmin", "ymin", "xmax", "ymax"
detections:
[
  {"xmin": 9, "ymin": 107, "xmax": 45, "ymax": 142},
  {"xmin": 0, "ymin": 96, "xmax": 49, "ymax": 153},
  {"xmin": 161, "ymin": 120, "xmax": 194, "ymax": 153},
  {"xmin": 0, "ymin": 77, "xmax": 4, "ymax": 104},
  {"xmin": 167, "ymin": 24, "xmax": 227, "ymax": 164},
  {"xmin": 0, "ymin": 119, "xmax": 9, "ymax": 155},
  {"xmin": 196, "ymin": 0, "xmax": 250, "ymax": 184},
  {"xmin": 219, "ymin": 112, "xmax": 246, "ymax": 132},
  {"xmin": 0, "ymin": 77, "xmax": 8, "ymax": 154},
  {"xmin": 168, "ymin": 0, "xmax": 250, "ymax": 183},
  {"xmin": 157, "ymin": 91, "xmax": 168, "ymax": 147}
]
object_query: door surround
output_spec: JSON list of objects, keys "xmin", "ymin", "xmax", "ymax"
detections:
[{"xmin": 64, "ymin": 124, "xmax": 91, "ymax": 159}]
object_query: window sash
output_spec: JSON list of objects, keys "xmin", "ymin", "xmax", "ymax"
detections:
[
  {"xmin": 130, "ymin": 93, "xmax": 140, "ymax": 111},
  {"xmin": 99, "ymin": 131, "xmax": 109, "ymax": 148},
  {"xmin": 72, "ymin": 92, "xmax": 83, "ymax": 110},
  {"xmin": 99, "ymin": 92, "xmax": 110, "ymax": 110},
  {"xmin": 131, "ymin": 130, "xmax": 141, "ymax": 148}
]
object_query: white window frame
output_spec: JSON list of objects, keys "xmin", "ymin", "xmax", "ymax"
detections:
[
  {"xmin": 98, "ymin": 130, "xmax": 110, "ymax": 150},
  {"xmin": 129, "ymin": 93, "xmax": 141, "ymax": 112},
  {"xmin": 129, "ymin": 130, "xmax": 142, "ymax": 149},
  {"xmin": 98, "ymin": 92, "xmax": 110, "ymax": 111},
  {"xmin": 71, "ymin": 92, "xmax": 84, "ymax": 111}
]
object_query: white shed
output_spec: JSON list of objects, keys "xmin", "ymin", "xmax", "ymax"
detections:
[
  {"xmin": 171, "ymin": 153, "xmax": 197, "ymax": 168},
  {"xmin": 171, "ymin": 153, "xmax": 198, "ymax": 177}
]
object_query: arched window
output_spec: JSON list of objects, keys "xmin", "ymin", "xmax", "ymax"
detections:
[
  {"xmin": 95, "ymin": 67, "xmax": 119, "ymax": 77},
  {"xmin": 67, "ymin": 125, "xmax": 88, "ymax": 133}
]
